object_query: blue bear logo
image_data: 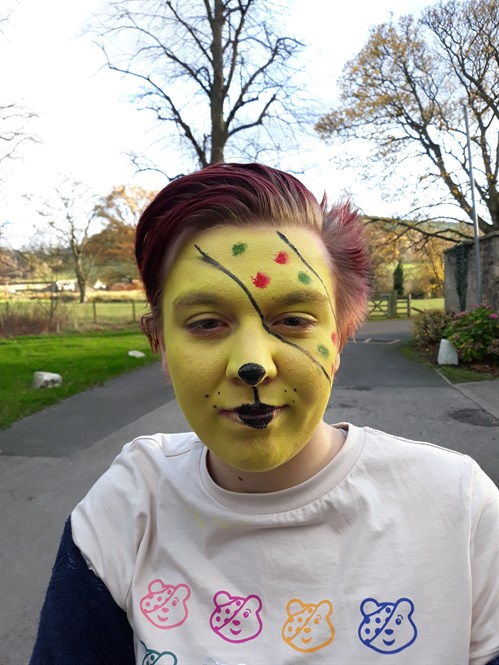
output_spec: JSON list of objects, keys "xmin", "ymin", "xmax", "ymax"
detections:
[
  {"xmin": 140, "ymin": 641, "xmax": 178, "ymax": 665},
  {"xmin": 358, "ymin": 597, "xmax": 417, "ymax": 654}
]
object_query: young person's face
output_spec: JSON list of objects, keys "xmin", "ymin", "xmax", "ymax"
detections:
[{"xmin": 161, "ymin": 225, "xmax": 340, "ymax": 473}]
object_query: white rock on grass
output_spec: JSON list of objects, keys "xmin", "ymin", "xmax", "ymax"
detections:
[
  {"xmin": 128, "ymin": 350, "xmax": 146, "ymax": 358},
  {"xmin": 32, "ymin": 371, "xmax": 63, "ymax": 389}
]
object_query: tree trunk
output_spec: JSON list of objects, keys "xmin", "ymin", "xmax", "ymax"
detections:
[
  {"xmin": 73, "ymin": 251, "xmax": 87, "ymax": 303},
  {"xmin": 210, "ymin": 0, "xmax": 226, "ymax": 164}
]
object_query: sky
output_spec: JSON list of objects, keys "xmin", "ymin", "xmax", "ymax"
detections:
[{"xmin": 0, "ymin": 0, "xmax": 432, "ymax": 249}]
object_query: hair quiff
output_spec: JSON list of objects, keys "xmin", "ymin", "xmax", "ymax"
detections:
[{"xmin": 135, "ymin": 162, "xmax": 371, "ymax": 352}]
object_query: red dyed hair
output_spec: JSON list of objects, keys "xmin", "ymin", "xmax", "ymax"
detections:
[{"xmin": 135, "ymin": 162, "xmax": 371, "ymax": 351}]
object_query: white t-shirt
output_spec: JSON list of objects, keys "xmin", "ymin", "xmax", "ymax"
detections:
[{"xmin": 72, "ymin": 424, "xmax": 499, "ymax": 665}]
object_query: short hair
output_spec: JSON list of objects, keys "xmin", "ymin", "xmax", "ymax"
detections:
[{"xmin": 135, "ymin": 162, "xmax": 371, "ymax": 352}]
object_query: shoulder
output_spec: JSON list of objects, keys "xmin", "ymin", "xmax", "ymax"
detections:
[
  {"xmin": 348, "ymin": 424, "xmax": 497, "ymax": 512},
  {"xmin": 123, "ymin": 430, "xmax": 200, "ymax": 461},
  {"xmin": 96, "ymin": 431, "xmax": 200, "ymax": 485},
  {"xmin": 70, "ymin": 431, "xmax": 201, "ymax": 607},
  {"xmin": 361, "ymin": 424, "xmax": 476, "ymax": 476},
  {"xmin": 73, "ymin": 430, "xmax": 201, "ymax": 517}
]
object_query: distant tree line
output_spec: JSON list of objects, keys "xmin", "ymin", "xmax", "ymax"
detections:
[{"xmin": 1, "ymin": 0, "xmax": 496, "ymax": 308}]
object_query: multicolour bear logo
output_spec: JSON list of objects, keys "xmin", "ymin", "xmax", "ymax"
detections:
[
  {"xmin": 282, "ymin": 598, "xmax": 335, "ymax": 653},
  {"xmin": 210, "ymin": 590, "xmax": 263, "ymax": 643},
  {"xmin": 140, "ymin": 579, "xmax": 191, "ymax": 629},
  {"xmin": 358, "ymin": 597, "xmax": 417, "ymax": 654}
]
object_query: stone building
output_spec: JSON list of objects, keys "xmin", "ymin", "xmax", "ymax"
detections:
[{"xmin": 443, "ymin": 231, "xmax": 498, "ymax": 312}]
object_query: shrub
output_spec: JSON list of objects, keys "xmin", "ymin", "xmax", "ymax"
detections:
[
  {"xmin": 413, "ymin": 309, "xmax": 455, "ymax": 348},
  {"xmin": 444, "ymin": 305, "xmax": 499, "ymax": 363},
  {"xmin": 0, "ymin": 303, "xmax": 69, "ymax": 337}
]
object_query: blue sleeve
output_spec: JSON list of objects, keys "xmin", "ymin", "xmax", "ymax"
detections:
[{"xmin": 30, "ymin": 517, "xmax": 135, "ymax": 665}]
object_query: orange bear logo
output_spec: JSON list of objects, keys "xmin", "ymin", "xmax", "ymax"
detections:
[{"xmin": 282, "ymin": 598, "xmax": 335, "ymax": 653}]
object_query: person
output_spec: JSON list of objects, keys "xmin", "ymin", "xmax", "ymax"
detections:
[{"xmin": 30, "ymin": 163, "xmax": 498, "ymax": 665}]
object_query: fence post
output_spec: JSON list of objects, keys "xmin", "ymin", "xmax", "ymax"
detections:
[
  {"xmin": 93, "ymin": 300, "xmax": 97, "ymax": 324},
  {"xmin": 132, "ymin": 300, "xmax": 136, "ymax": 322},
  {"xmin": 407, "ymin": 294, "xmax": 411, "ymax": 318},
  {"xmin": 388, "ymin": 291, "xmax": 397, "ymax": 317}
]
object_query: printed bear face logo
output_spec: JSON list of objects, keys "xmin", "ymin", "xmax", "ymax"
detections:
[
  {"xmin": 140, "ymin": 580, "xmax": 191, "ymax": 629},
  {"xmin": 358, "ymin": 597, "xmax": 417, "ymax": 654},
  {"xmin": 210, "ymin": 590, "xmax": 263, "ymax": 643},
  {"xmin": 140, "ymin": 640, "xmax": 177, "ymax": 665},
  {"xmin": 282, "ymin": 598, "xmax": 335, "ymax": 653}
]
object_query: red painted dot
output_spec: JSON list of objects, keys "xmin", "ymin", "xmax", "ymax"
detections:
[
  {"xmin": 252, "ymin": 272, "xmax": 271, "ymax": 288},
  {"xmin": 274, "ymin": 251, "xmax": 289, "ymax": 264},
  {"xmin": 331, "ymin": 331, "xmax": 337, "ymax": 346}
]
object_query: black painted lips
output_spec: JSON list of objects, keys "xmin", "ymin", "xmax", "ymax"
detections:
[{"xmin": 233, "ymin": 403, "xmax": 276, "ymax": 429}]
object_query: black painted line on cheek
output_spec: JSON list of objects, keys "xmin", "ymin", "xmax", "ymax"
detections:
[{"xmin": 194, "ymin": 245, "xmax": 331, "ymax": 383}]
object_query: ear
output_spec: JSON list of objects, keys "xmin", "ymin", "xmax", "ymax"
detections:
[
  {"xmin": 333, "ymin": 352, "xmax": 341, "ymax": 373},
  {"xmin": 360, "ymin": 599, "xmax": 380, "ymax": 616},
  {"xmin": 158, "ymin": 335, "xmax": 171, "ymax": 380}
]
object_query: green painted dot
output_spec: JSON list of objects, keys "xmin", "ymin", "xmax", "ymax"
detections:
[
  {"xmin": 298, "ymin": 271, "xmax": 311, "ymax": 285},
  {"xmin": 317, "ymin": 344, "xmax": 330, "ymax": 358},
  {"xmin": 232, "ymin": 242, "xmax": 247, "ymax": 256}
]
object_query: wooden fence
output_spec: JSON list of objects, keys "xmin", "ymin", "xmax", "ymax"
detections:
[
  {"xmin": 368, "ymin": 293, "xmax": 413, "ymax": 319},
  {"xmin": 0, "ymin": 299, "xmax": 149, "ymax": 330}
]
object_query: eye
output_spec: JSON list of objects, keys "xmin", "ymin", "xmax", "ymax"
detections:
[
  {"xmin": 273, "ymin": 315, "xmax": 315, "ymax": 331},
  {"xmin": 185, "ymin": 317, "xmax": 228, "ymax": 336}
]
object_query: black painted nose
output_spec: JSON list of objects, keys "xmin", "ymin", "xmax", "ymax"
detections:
[{"xmin": 238, "ymin": 363, "xmax": 266, "ymax": 386}]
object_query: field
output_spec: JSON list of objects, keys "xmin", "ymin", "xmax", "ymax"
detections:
[
  {"xmin": 0, "ymin": 298, "xmax": 149, "ymax": 334},
  {"xmin": 408, "ymin": 298, "xmax": 445, "ymax": 313},
  {"xmin": 0, "ymin": 329, "xmax": 157, "ymax": 429}
]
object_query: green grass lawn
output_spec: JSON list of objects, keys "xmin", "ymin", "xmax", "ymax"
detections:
[
  {"xmin": 0, "ymin": 329, "xmax": 159, "ymax": 429},
  {"xmin": 408, "ymin": 297, "xmax": 444, "ymax": 313}
]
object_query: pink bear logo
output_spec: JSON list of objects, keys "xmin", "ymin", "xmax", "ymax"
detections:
[
  {"xmin": 210, "ymin": 590, "xmax": 263, "ymax": 643},
  {"xmin": 140, "ymin": 579, "xmax": 190, "ymax": 630}
]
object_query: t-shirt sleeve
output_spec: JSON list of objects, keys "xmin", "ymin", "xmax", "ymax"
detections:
[
  {"xmin": 469, "ymin": 463, "xmax": 499, "ymax": 665},
  {"xmin": 71, "ymin": 439, "xmax": 157, "ymax": 609},
  {"xmin": 30, "ymin": 517, "xmax": 134, "ymax": 665}
]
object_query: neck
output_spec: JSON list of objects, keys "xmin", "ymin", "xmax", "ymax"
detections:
[{"xmin": 207, "ymin": 423, "xmax": 345, "ymax": 493}]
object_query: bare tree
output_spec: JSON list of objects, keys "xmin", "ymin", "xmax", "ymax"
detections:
[
  {"xmin": 87, "ymin": 0, "xmax": 308, "ymax": 171},
  {"xmin": 0, "ymin": 103, "xmax": 38, "ymax": 176},
  {"xmin": 0, "ymin": 9, "xmax": 38, "ymax": 180},
  {"xmin": 316, "ymin": 0, "xmax": 498, "ymax": 236},
  {"xmin": 35, "ymin": 181, "xmax": 99, "ymax": 303}
]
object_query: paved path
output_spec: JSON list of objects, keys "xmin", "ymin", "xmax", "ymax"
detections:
[{"xmin": 1, "ymin": 319, "xmax": 498, "ymax": 664}]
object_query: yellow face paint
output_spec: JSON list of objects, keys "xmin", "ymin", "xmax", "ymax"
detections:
[{"xmin": 162, "ymin": 225, "xmax": 339, "ymax": 473}]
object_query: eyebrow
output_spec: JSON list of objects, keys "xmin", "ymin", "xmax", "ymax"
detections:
[
  {"xmin": 171, "ymin": 289, "xmax": 330, "ymax": 310},
  {"xmin": 171, "ymin": 290, "xmax": 228, "ymax": 309},
  {"xmin": 277, "ymin": 290, "xmax": 330, "ymax": 308}
]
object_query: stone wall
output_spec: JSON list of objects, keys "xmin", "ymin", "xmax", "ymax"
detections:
[{"xmin": 443, "ymin": 231, "xmax": 498, "ymax": 312}]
